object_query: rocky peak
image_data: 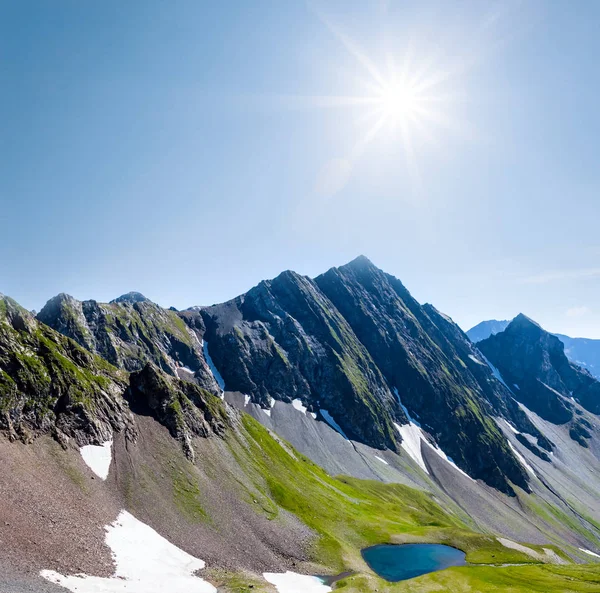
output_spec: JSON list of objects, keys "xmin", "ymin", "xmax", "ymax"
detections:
[
  {"xmin": 479, "ymin": 315, "xmax": 600, "ymax": 438},
  {"xmin": 315, "ymin": 261, "xmax": 531, "ymax": 494},
  {"xmin": 110, "ymin": 291, "xmax": 149, "ymax": 305},
  {"xmin": 37, "ymin": 294, "xmax": 220, "ymax": 395}
]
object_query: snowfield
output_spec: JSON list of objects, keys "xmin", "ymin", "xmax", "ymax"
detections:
[
  {"xmin": 41, "ymin": 510, "xmax": 216, "ymax": 593},
  {"xmin": 263, "ymin": 571, "xmax": 331, "ymax": 593},
  {"xmin": 80, "ymin": 440, "xmax": 113, "ymax": 480}
]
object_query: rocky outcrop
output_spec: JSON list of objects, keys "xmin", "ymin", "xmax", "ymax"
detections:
[
  {"xmin": 479, "ymin": 314, "xmax": 600, "ymax": 445},
  {"xmin": 37, "ymin": 293, "xmax": 219, "ymax": 394},
  {"xmin": 199, "ymin": 270, "xmax": 405, "ymax": 451},
  {"xmin": 0, "ymin": 294, "xmax": 134, "ymax": 446},
  {"xmin": 128, "ymin": 363, "xmax": 230, "ymax": 460}
]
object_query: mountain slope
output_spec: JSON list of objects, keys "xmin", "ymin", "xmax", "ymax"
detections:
[
  {"xmin": 478, "ymin": 314, "xmax": 600, "ymax": 445},
  {"xmin": 3, "ymin": 266, "xmax": 600, "ymax": 592},
  {"xmin": 199, "ymin": 269, "xmax": 404, "ymax": 451},
  {"xmin": 0, "ymin": 294, "xmax": 133, "ymax": 446},
  {"xmin": 315, "ymin": 257, "xmax": 536, "ymax": 494}
]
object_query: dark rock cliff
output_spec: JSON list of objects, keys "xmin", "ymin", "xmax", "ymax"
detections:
[{"xmin": 479, "ymin": 314, "xmax": 600, "ymax": 445}]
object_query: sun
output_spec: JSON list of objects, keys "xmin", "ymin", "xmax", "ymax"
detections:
[{"xmin": 376, "ymin": 81, "xmax": 422, "ymax": 123}]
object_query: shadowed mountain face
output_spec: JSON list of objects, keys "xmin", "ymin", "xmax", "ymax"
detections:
[
  {"xmin": 469, "ymin": 319, "xmax": 600, "ymax": 380},
  {"xmin": 199, "ymin": 269, "xmax": 404, "ymax": 451},
  {"xmin": 315, "ymin": 257, "xmax": 536, "ymax": 493},
  {"xmin": 478, "ymin": 314, "xmax": 600, "ymax": 445},
  {"xmin": 198, "ymin": 257, "xmax": 534, "ymax": 494}
]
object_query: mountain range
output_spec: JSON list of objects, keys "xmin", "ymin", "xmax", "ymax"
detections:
[{"xmin": 1, "ymin": 256, "xmax": 600, "ymax": 593}]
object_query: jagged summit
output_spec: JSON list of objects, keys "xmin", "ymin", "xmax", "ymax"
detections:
[
  {"xmin": 509, "ymin": 313, "xmax": 543, "ymax": 332},
  {"xmin": 344, "ymin": 254, "xmax": 377, "ymax": 270},
  {"xmin": 110, "ymin": 291, "xmax": 150, "ymax": 304}
]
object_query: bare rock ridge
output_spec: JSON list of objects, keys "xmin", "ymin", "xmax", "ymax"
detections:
[
  {"xmin": 197, "ymin": 256, "xmax": 549, "ymax": 494},
  {"xmin": 37, "ymin": 292, "xmax": 220, "ymax": 394},
  {"xmin": 478, "ymin": 313, "xmax": 600, "ymax": 446}
]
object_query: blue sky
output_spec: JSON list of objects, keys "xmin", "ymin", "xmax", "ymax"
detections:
[{"xmin": 2, "ymin": 0, "xmax": 600, "ymax": 337}]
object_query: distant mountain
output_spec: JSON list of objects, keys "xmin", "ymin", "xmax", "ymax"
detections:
[
  {"xmin": 555, "ymin": 334, "xmax": 600, "ymax": 380},
  {"xmin": 467, "ymin": 319, "xmax": 510, "ymax": 343},
  {"xmin": 469, "ymin": 319, "xmax": 600, "ymax": 380},
  {"xmin": 478, "ymin": 314, "xmax": 600, "ymax": 445}
]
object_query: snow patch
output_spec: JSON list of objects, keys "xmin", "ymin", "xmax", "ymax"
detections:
[
  {"xmin": 468, "ymin": 354, "xmax": 486, "ymax": 366},
  {"xmin": 394, "ymin": 422, "xmax": 427, "ymax": 473},
  {"xmin": 179, "ymin": 366, "xmax": 195, "ymax": 375},
  {"xmin": 80, "ymin": 440, "xmax": 113, "ymax": 480},
  {"xmin": 244, "ymin": 394, "xmax": 251, "ymax": 407},
  {"xmin": 41, "ymin": 510, "xmax": 216, "ymax": 592},
  {"xmin": 393, "ymin": 422, "xmax": 474, "ymax": 481},
  {"xmin": 507, "ymin": 440, "xmax": 535, "ymax": 476},
  {"xmin": 202, "ymin": 340, "xmax": 225, "ymax": 391},
  {"xmin": 481, "ymin": 354, "xmax": 512, "ymax": 392},
  {"xmin": 504, "ymin": 420, "xmax": 520, "ymax": 435},
  {"xmin": 263, "ymin": 572, "xmax": 331, "ymax": 593},
  {"xmin": 580, "ymin": 548, "xmax": 600, "ymax": 559},
  {"xmin": 374, "ymin": 456, "xmax": 389, "ymax": 465},
  {"xmin": 291, "ymin": 399, "xmax": 308, "ymax": 414},
  {"xmin": 320, "ymin": 410, "xmax": 350, "ymax": 441}
]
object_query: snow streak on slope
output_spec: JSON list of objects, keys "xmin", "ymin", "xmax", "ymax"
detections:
[
  {"xmin": 80, "ymin": 440, "xmax": 113, "ymax": 480},
  {"xmin": 264, "ymin": 571, "xmax": 331, "ymax": 593},
  {"xmin": 41, "ymin": 510, "xmax": 216, "ymax": 593},
  {"xmin": 507, "ymin": 440, "xmax": 535, "ymax": 476},
  {"xmin": 393, "ymin": 390, "xmax": 474, "ymax": 481}
]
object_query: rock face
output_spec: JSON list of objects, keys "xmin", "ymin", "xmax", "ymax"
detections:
[
  {"xmin": 19, "ymin": 256, "xmax": 598, "ymax": 495},
  {"xmin": 37, "ymin": 293, "xmax": 219, "ymax": 394},
  {"xmin": 479, "ymin": 314, "xmax": 600, "ymax": 445},
  {"xmin": 128, "ymin": 363, "xmax": 230, "ymax": 460},
  {"xmin": 0, "ymin": 294, "xmax": 134, "ymax": 446},
  {"xmin": 469, "ymin": 320, "xmax": 600, "ymax": 380},
  {"xmin": 197, "ymin": 257, "xmax": 536, "ymax": 494},
  {"xmin": 315, "ymin": 256, "xmax": 534, "ymax": 493},
  {"xmin": 0, "ymin": 293, "xmax": 230, "ymax": 459},
  {"xmin": 199, "ymin": 269, "xmax": 405, "ymax": 451},
  {"xmin": 467, "ymin": 319, "xmax": 510, "ymax": 343}
]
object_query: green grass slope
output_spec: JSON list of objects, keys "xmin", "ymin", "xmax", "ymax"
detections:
[{"xmin": 221, "ymin": 415, "xmax": 600, "ymax": 592}]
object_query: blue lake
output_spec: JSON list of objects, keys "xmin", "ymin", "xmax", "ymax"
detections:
[{"xmin": 362, "ymin": 543, "xmax": 467, "ymax": 582}]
